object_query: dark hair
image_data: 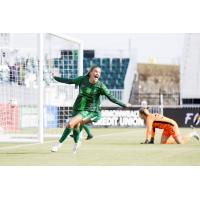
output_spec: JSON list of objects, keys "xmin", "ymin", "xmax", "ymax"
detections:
[
  {"xmin": 86, "ymin": 65, "xmax": 101, "ymax": 77},
  {"xmin": 139, "ymin": 107, "xmax": 149, "ymax": 116}
]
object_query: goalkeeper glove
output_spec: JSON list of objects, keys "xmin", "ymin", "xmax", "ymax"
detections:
[
  {"xmin": 140, "ymin": 139, "xmax": 149, "ymax": 144},
  {"xmin": 148, "ymin": 137, "xmax": 154, "ymax": 144}
]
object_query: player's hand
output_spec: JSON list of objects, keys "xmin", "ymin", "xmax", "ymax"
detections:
[
  {"xmin": 140, "ymin": 139, "xmax": 149, "ymax": 144},
  {"xmin": 148, "ymin": 137, "xmax": 154, "ymax": 144},
  {"xmin": 51, "ymin": 71, "xmax": 56, "ymax": 78}
]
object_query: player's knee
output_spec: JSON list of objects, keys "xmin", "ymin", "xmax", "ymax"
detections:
[
  {"xmin": 74, "ymin": 123, "xmax": 80, "ymax": 130},
  {"xmin": 67, "ymin": 121, "xmax": 74, "ymax": 129}
]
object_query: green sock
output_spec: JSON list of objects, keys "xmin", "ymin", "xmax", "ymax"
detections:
[
  {"xmin": 59, "ymin": 128, "xmax": 72, "ymax": 143},
  {"xmin": 73, "ymin": 128, "xmax": 81, "ymax": 143},
  {"xmin": 83, "ymin": 125, "xmax": 91, "ymax": 137}
]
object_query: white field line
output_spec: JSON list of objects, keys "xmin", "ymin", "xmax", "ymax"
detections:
[
  {"xmin": 0, "ymin": 131, "xmax": 135, "ymax": 151},
  {"xmin": 0, "ymin": 140, "xmax": 53, "ymax": 151}
]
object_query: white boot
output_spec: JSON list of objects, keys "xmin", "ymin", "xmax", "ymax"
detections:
[
  {"xmin": 72, "ymin": 141, "xmax": 81, "ymax": 154},
  {"xmin": 190, "ymin": 131, "xmax": 200, "ymax": 141},
  {"xmin": 51, "ymin": 142, "xmax": 62, "ymax": 152}
]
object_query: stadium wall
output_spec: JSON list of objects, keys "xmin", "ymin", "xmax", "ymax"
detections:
[
  {"xmin": 130, "ymin": 63, "xmax": 180, "ymax": 105},
  {"xmin": 2, "ymin": 105, "xmax": 198, "ymax": 130},
  {"xmin": 38, "ymin": 106, "xmax": 200, "ymax": 129}
]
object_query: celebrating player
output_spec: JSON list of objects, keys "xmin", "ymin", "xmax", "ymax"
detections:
[
  {"xmin": 51, "ymin": 66, "xmax": 131, "ymax": 153},
  {"xmin": 139, "ymin": 108, "xmax": 200, "ymax": 144}
]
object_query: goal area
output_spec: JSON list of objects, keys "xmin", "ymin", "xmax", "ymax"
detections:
[{"xmin": 0, "ymin": 33, "xmax": 83, "ymax": 143}]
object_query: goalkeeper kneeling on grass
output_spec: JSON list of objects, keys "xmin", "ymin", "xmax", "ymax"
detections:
[{"xmin": 139, "ymin": 108, "xmax": 200, "ymax": 144}]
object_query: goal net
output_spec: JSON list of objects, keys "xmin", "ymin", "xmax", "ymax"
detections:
[
  {"xmin": 0, "ymin": 33, "xmax": 83, "ymax": 142},
  {"xmin": 0, "ymin": 34, "xmax": 41, "ymax": 142},
  {"xmin": 43, "ymin": 33, "xmax": 83, "ymax": 138}
]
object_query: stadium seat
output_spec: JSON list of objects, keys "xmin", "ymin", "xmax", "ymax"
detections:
[
  {"xmin": 102, "ymin": 58, "xmax": 110, "ymax": 68},
  {"xmin": 112, "ymin": 58, "xmax": 120, "ymax": 68},
  {"xmin": 92, "ymin": 58, "xmax": 101, "ymax": 67},
  {"xmin": 82, "ymin": 56, "xmax": 128, "ymax": 89}
]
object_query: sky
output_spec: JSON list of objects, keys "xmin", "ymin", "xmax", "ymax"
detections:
[
  {"xmin": 5, "ymin": 33, "xmax": 185, "ymax": 65},
  {"xmin": 68, "ymin": 33, "xmax": 185, "ymax": 64}
]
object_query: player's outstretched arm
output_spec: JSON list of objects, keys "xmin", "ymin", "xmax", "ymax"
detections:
[
  {"xmin": 101, "ymin": 84, "xmax": 132, "ymax": 107},
  {"xmin": 52, "ymin": 72, "xmax": 83, "ymax": 85}
]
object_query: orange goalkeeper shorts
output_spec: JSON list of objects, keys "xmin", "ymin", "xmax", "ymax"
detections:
[{"xmin": 161, "ymin": 124, "xmax": 180, "ymax": 142}]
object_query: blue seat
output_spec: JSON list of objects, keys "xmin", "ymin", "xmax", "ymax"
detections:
[
  {"xmin": 122, "ymin": 58, "xmax": 129, "ymax": 67},
  {"xmin": 112, "ymin": 58, "xmax": 120, "ymax": 68},
  {"xmin": 83, "ymin": 58, "xmax": 90, "ymax": 68},
  {"xmin": 102, "ymin": 58, "xmax": 110, "ymax": 68},
  {"xmin": 92, "ymin": 58, "xmax": 101, "ymax": 67}
]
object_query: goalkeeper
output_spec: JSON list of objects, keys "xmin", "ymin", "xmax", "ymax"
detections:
[
  {"xmin": 139, "ymin": 108, "xmax": 200, "ymax": 144},
  {"xmin": 51, "ymin": 66, "xmax": 131, "ymax": 153}
]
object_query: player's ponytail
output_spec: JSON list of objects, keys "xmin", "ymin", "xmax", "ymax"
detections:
[{"xmin": 139, "ymin": 107, "xmax": 149, "ymax": 116}]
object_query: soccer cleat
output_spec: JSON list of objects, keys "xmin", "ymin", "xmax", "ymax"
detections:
[
  {"xmin": 190, "ymin": 125, "xmax": 194, "ymax": 129},
  {"xmin": 72, "ymin": 141, "xmax": 81, "ymax": 154},
  {"xmin": 86, "ymin": 134, "xmax": 94, "ymax": 140},
  {"xmin": 190, "ymin": 131, "xmax": 200, "ymax": 141},
  {"xmin": 51, "ymin": 142, "xmax": 62, "ymax": 152},
  {"xmin": 69, "ymin": 134, "xmax": 74, "ymax": 138}
]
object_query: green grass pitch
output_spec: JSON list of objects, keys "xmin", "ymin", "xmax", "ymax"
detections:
[{"xmin": 0, "ymin": 128, "xmax": 200, "ymax": 166}]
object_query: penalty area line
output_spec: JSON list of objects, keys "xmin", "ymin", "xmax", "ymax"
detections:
[{"xmin": 0, "ymin": 140, "xmax": 54, "ymax": 151}]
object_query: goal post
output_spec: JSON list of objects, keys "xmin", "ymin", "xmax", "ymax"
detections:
[
  {"xmin": 0, "ymin": 33, "xmax": 83, "ymax": 143},
  {"xmin": 0, "ymin": 33, "xmax": 41, "ymax": 142},
  {"xmin": 38, "ymin": 33, "xmax": 44, "ymax": 143},
  {"xmin": 43, "ymin": 33, "xmax": 83, "ymax": 138}
]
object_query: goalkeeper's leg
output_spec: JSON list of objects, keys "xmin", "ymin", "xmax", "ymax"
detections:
[
  {"xmin": 161, "ymin": 126, "xmax": 187, "ymax": 144},
  {"xmin": 161, "ymin": 130, "xmax": 171, "ymax": 144},
  {"xmin": 163, "ymin": 124, "xmax": 200, "ymax": 144},
  {"xmin": 174, "ymin": 132, "xmax": 199, "ymax": 144},
  {"xmin": 173, "ymin": 124, "xmax": 199, "ymax": 144}
]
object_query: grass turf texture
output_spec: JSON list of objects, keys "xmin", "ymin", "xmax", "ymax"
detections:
[{"xmin": 0, "ymin": 128, "xmax": 200, "ymax": 166}]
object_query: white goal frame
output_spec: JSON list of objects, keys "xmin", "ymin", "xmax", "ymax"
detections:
[
  {"xmin": 0, "ymin": 33, "xmax": 83, "ymax": 143},
  {"xmin": 40, "ymin": 33, "xmax": 83, "ymax": 143}
]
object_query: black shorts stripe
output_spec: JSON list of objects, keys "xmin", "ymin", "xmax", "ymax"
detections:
[{"xmin": 154, "ymin": 121, "xmax": 174, "ymax": 126}]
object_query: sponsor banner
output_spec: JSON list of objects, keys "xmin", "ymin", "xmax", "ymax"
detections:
[
  {"xmin": 44, "ymin": 106, "xmax": 58, "ymax": 128},
  {"xmin": 92, "ymin": 107, "xmax": 144, "ymax": 127},
  {"xmin": 164, "ymin": 107, "xmax": 200, "ymax": 127},
  {"xmin": 0, "ymin": 104, "xmax": 19, "ymax": 131}
]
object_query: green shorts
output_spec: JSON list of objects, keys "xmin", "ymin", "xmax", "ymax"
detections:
[{"xmin": 72, "ymin": 111, "xmax": 101, "ymax": 122}]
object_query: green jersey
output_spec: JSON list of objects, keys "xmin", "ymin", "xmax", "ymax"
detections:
[{"xmin": 54, "ymin": 75, "xmax": 126, "ymax": 113}]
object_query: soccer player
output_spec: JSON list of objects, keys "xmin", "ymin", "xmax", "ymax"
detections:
[
  {"xmin": 139, "ymin": 108, "xmax": 200, "ymax": 144},
  {"xmin": 51, "ymin": 66, "xmax": 131, "ymax": 153}
]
